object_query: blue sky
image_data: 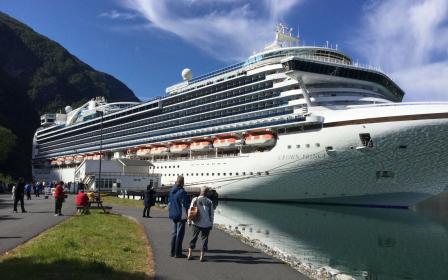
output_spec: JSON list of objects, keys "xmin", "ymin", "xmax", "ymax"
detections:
[{"xmin": 1, "ymin": 0, "xmax": 447, "ymax": 101}]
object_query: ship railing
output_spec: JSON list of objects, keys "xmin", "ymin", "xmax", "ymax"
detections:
[{"xmin": 85, "ymin": 172, "xmax": 159, "ymax": 177}]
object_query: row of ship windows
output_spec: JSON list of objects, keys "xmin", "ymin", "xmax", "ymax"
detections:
[
  {"xmin": 39, "ymin": 107, "xmax": 290, "ymax": 155},
  {"xmin": 161, "ymin": 171, "xmax": 269, "ymax": 177},
  {"xmin": 163, "ymin": 74, "xmax": 266, "ymax": 106},
  {"xmin": 164, "ymin": 81, "xmax": 273, "ymax": 113},
  {"xmin": 38, "ymin": 98, "xmax": 288, "ymax": 152},
  {"xmin": 38, "ymin": 80, "xmax": 275, "ymax": 145},
  {"xmin": 288, "ymin": 143, "xmax": 320, "ymax": 149}
]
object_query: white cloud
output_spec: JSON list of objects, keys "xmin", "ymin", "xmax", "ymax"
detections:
[
  {"xmin": 124, "ymin": 0, "xmax": 303, "ymax": 61},
  {"xmin": 99, "ymin": 10, "xmax": 139, "ymax": 20},
  {"xmin": 356, "ymin": 0, "xmax": 448, "ymax": 101}
]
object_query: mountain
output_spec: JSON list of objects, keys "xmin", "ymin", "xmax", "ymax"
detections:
[{"xmin": 0, "ymin": 11, "xmax": 140, "ymax": 181}]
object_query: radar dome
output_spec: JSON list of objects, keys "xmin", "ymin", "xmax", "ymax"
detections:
[
  {"xmin": 65, "ymin": 106, "xmax": 73, "ymax": 113},
  {"xmin": 182, "ymin": 68, "xmax": 192, "ymax": 81}
]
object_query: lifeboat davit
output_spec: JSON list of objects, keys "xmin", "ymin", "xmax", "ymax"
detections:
[
  {"xmin": 244, "ymin": 132, "xmax": 276, "ymax": 147},
  {"xmin": 150, "ymin": 146, "xmax": 169, "ymax": 156},
  {"xmin": 213, "ymin": 136, "xmax": 238, "ymax": 149},
  {"xmin": 170, "ymin": 143, "xmax": 190, "ymax": 154},
  {"xmin": 190, "ymin": 140, "xmax": 213, "ymax": 152},
  {"xmin": 126, "ymin": 148, "xmax": 137, "ymax": 158},
  {"xmin": 64, "ymin": 156, "xmax": 74, "ymax": 165},
  {"xmin": 136, "ymin": 147, "xmax": 151, "ymax": 157},
  {"xmin": 74, "ymin": 155, "xmax": 84, "ymax": 164}
]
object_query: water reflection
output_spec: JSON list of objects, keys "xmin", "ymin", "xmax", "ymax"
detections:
[{"xmin": 215, "ymin": 201, "xmax": 448, "ymax": 280}]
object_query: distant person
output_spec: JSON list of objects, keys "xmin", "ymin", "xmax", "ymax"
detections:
[
  {"xmin": 54, "ymin": 181, "xmax": 65, "ymax": 216},
  {"xmin": 75, "ymin": 190, "xmax": 90, "ymax": 215},
  {"xmin": 168, "ymin": 176, "xmax": 190, "ymax": 258},
  {"xmin": 25, "ymin": 182, "xmax": 32, "ymax": 200},
  {"xmin": 206, "ymin": 189, "xmax": 219, "ymax": 210},
  {"xmin": 11, "ymin": 184, "xmax": 16, "ymax": 201},
  {"xmin": 143, "ymin": 184, "xmax": 156, "ymax": 218},
  {"xmin": 187, "ymin": 186, "xmax": 214, "ymax": 262},
  {"xmin": 13, "ymin": 178, "xmax": 26, "ymax": 213}
]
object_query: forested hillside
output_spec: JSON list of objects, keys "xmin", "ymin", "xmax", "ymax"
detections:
[{"xmin": 0, "ymin": 11, "xmax": 139, "ymax": 180}]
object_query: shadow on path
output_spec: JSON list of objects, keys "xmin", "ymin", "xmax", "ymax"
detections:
[{"xmin": 0, "ymin": 256, "xmax": 151, "ymax": 280}]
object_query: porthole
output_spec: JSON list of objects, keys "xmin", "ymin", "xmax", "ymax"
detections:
[
  {"xmin": 218, "ymin": 173, "xmax": 220, "ymax": 176},
  {"xmin": 306, "ymin": 144, "xmax": 310, "ymax": 148},
  {"xmin": 229, "ymin": 173, "xmax": 232, "ymax": 176},
  {"xmin": 250, "ymin": 172, "xmax": 254, "ymax": 175},
  {"xmin": 223, "ymin": 173, "xmax": 227, "ymax": 176},
  {"xmin": 316, "ymin": 143, "xmax": 320, "ymax": 147},
  {"xmin": 206, "ymin": 173, "xmax": 209, "ymax": 176},
  {"xmin": 177, "ymin": 165, "xmax": 180, "ymax": 168},
  {"xmin": 236, "ymin": 172, "xmax": 239, "ymax": 176},
  {"xmin": 201, "ymin": 173, "xmax": 204, "ymax": 176},
  {"xmin": 257, "ymin": 172, "xmax": 261, "ymax": 175},
  {"xmin": 243, "ymin": 172, "xmax": 246, "ymax": 175},
  {"xmin": 296, "ymin": 145, "xmax": 300, "ymax": 148},
  {"xmin": 196, "ymin": 173, "xmax": 198, "ymax": 176},
  {"xmin": 287, "ymin": 145, "xmax": 291, "ymax": 149},
  {"xmin": 212, "ymin": 173, "xmax": 214, "ymax": 176}
]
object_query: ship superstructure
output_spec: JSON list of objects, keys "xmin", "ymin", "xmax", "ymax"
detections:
[{"xmin": 32, "ymin": 24, "xmax": 448, "ymax": 207}]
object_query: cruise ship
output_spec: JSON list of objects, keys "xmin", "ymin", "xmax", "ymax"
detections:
[{"xmin": 32, "ymin": 24, "xmax": 448, "ymax": 208}]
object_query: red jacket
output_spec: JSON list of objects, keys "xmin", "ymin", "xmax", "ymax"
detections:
[
  {"xmin": 54, "ymin": 185, "xmax": 64, "ymax": 199},
  {"xmin": 75, "ymin": 192, "xmax": 88, "ymax": 206}
]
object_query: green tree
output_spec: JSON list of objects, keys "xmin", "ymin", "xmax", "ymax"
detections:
[{"xmin": 0, "ymin": 126, "xmax": 17, "ymax": 164}]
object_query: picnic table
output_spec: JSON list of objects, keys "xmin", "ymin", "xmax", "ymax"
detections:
[{"xmin": 89, "ymin": 196, "xmax": 106, "ymax": 213}]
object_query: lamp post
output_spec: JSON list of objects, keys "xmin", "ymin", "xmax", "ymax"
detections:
[{"xmin": 98, "ymin": 111, "xmax": 104, "ymax": 200}]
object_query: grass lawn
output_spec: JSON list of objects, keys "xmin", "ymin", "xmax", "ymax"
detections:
[
  {"xmin": 102, "ymin": 195, "xmax": 145, "ymax": 209},
  {"xmin": 0, "ymin": 210, "xmax": 153, "ymax": 280}
]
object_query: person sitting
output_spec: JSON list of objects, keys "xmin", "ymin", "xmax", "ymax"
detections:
[{"xmin": 75, "ymin": 190, "xmax": 90, "ymax": 215}]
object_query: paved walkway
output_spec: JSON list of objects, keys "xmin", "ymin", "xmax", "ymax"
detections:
[
  {"xmin": 0, "ymin": 193, "xmax": 75, "ymax": 254},
  {"xmin": 112, "ymin": 205, "xmax": 308, "ymax": 280}
]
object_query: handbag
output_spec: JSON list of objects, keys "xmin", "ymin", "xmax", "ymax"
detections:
[{"xmin": 188, "ymin": 198, "xmax": 200, "ymax": 222}]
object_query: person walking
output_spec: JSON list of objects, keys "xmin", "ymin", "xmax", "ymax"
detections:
[
  {"xmin": 187, "ymin": 186, "xmax": 214, "ymax": 262},
  {"xmin": 25, "ymin": 182, "xmax": 32, "ymax": 200},
  {"xmin": 143, "ymin": 184, "xmax": 156, "ymax": 218},
  {"xmin": 13, "ymin": 178, "xmax": 26, "ymax": 213},
  {"xmin": 168, "ymin": 176, "xmax": 190, "ymax": 258},
  {"xmin": 54, "ymin": 181, "xmax": 65, "ymax": 216}
]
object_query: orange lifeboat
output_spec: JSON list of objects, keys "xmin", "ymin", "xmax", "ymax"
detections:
[
  {"xmin": 170, "ymin": 143, "xmax": 190, "ymax": 154},
  {"xmin": 92, "ymin": 153, "xmax": 104, "ymax": 160},
  {"xmin": 244, "ymin": 131, "xmax": 276, "ymax": 147},
  {"xmin": 56, "ymin": 158, "xmax": 64, "ymax": 166},
  {"xmin": 64, "ymin": 156, "xmax": 74, "ymax": 165},
  {"xmin": 190, "ymin": 140, "xmax": 213, "ymax": 151},
  {"xmin": 213, "ymin": 135, "xmax": 238, "ymax": 149},
  {"xmin": 136, "ymin": 146, "xmax": 151, "ymax": 157},
  {"xmin": 85, "ymin": 154, "xmax": 94, "ymax": 160},
  {"xmin": 74, "ymin": 155, "xmax": 84, "ymax": 164},
  {"xmin": 150, "ymin": 145, "xmax": 169, "ymax": 156},
  {"xmin": 50, "ymin": 159, "xmax": 58, "ymax": 166}
]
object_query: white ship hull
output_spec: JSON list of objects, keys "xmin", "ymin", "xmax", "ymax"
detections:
[{"xmin": 155, "ymin": 103, "xmax": 448, "ymax": 208}]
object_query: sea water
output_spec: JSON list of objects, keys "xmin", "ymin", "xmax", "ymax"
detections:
[{"xmin": 214, "ymin": 199, "xmax": 448, "ymax": 280}]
